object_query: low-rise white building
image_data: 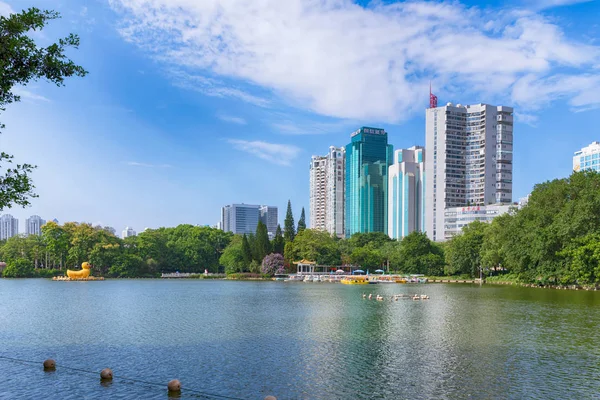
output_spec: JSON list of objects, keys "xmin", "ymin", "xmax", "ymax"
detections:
[
  {"xmin": 518, "ymin": 194, "xmax": 531, "ymax": 208},
  {"xmin": 443, "ymin": 204, "xmax": 514, "ymax": 240},
  {"xmin": 573, "ymin": 141, "xmax": 600, "ymax": 172}
]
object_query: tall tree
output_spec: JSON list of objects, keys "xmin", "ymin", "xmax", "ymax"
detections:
[
  {"xmin": 272, "ymin": 224, "xmax": 285, "ymax": 255},
  {"xmin": 254, "ymin": 221, "xmax": 271, "ymax": 263},
  {"xmin": 445, "ymin": 221, "xmax": 488, "ymax": 277},
  {"xmin": 241, "ymin": 234, "xmax": 252, "ymax": 267},
  {"xmin": 292, "ymin": 229, "xmax": 341, "ymax": 266},
  {"xmin": 247, "ymin": 233, "xmax": 257, "ymax": 262},
  {"xmin": 350, "ymin": 244, "xmax": 383, "ymax": 269},
  {"xmin": 41, "ymin": 221, "xmax": 69, "ymax": 269},
  {"xmin": 0, "ymin": 8, "xmax": 87, "ymax": 211},
  {"xmin": 297, "ymin": 207, "xmax": 306, "ymax": 233},
  {"xmin": 398, "ymin": 232, "xmax": 444, "ymax": 275},
  {"xmin": 284, "ymin": 200, "xmax": 296, "ymax": 242},
  {"xmin": 219, "ymin": 235, "xmax": 245, "ymax": 274}
]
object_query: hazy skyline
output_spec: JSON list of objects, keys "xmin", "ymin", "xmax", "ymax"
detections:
[{"xmin": 1, "ymin": 0, "xmax": 599, "ymax": 232}]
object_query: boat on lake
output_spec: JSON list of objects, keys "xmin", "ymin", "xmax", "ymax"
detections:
[
  {"xmin": 341, "ymin": 276, "xmax": 369, "ymax": 285},
  {"xmin": 405, "ymin": 275, "xmax": 428, "ymax": 283},
  {"xmin": 372, "ymin": 276, "xmax": 396, "ymax": 284},
  {"xmin": 284, "ymin": 274, "xmax": 304, "ymax": 282}
]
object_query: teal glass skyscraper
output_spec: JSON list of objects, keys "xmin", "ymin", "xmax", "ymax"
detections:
[{"xmin": 345, "ymin": 127, "xmax": 394, "ymax": 237}]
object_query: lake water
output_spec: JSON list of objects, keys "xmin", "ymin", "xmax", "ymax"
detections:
[{"xmin": 1, "ymin": 279, "xmax": 600, "ymax": 399}]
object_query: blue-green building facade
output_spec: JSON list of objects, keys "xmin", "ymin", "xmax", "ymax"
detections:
[{"xmin": 345, "ymin": 127, "xmax": 393, "ymax": 237}]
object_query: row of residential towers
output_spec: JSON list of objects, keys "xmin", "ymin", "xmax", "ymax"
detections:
[
  {"xmin": 0, "ymin": 215, "xmax": 46, "ymax": 240},
  {"xmin": 309, "ymin": 102, "xmax": 514, "ymax": 241}
]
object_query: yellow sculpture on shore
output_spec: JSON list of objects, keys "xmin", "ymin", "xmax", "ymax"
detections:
[{"xmin": 67, "ymin": 262, "xmax": 91, "ymax": 279}]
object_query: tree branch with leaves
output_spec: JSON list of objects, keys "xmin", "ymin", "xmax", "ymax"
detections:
[{"xmin": 0, "ymin": 7, "xmax": 87, "ymax": 211}]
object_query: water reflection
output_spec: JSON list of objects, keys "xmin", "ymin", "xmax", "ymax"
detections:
[{"xmin": 0, "ymin": 280, "xmax": 599, "ymax": 399}]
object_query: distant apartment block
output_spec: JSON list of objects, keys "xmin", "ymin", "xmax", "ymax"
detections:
[
  {"xmin": 122, "ymin": 226, "xmax": 137, "ymax": 239},
  {"xmin": 573, "ymin": 142, "xmax": 600, "ymax": 172},
  {"xmin": 309, "ymin": 146, "xmax": 345, "ymax": 238},
  {"xmin": 425, "ymin": 102, "xmax": 514, "ymax": 241},
  {"xmin": 0, "ymin": 214, "xmax": 19, "ymax": 240},
  {"xmin": 259, "ymin": 205, "xmax": 278, "ymax": 239},
  {"xmin": 221, "ymin": 204, "xmax": 277, "ymax": 236},
  {"xmin": 388, "ymin": 146, "xmax": 425, "ymax": 239},
  {"xmin": 518, "ymin": 194, "xmax": 531, "ymax": 208},
  {"xmin": 25, "ymin": 215, "xmax": 46, "ymax": 236}
]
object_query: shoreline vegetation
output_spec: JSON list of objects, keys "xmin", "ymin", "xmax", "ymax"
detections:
[
  {"xmin": 3, "ymin": 271, "xmax": 600, "ymax": 291},
  {"xmin": 3, "ymin": 172, "xmax": 600, "ymax": 292}
]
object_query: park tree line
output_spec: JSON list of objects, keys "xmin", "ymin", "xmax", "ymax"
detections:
[
  {"xmin": 1, "ymin": 222, "xmax": 233, "ymax": 278},
  {"xmin": 225, "ymin": 171, "xmax": 600, "ymax": 284},
  {"xmin": 5, "ymin": 171, "xmax": 600, "ymax": 281},
  {"xmin": 219, "ymin": 200, "xmax": 446, "ymax": 276},
  {"xmin": 444, "ymin": 171, "xmax": 600, "ymax": 285}
]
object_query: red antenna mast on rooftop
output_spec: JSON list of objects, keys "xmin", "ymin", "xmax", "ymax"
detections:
[{"xmin": 429, "ymin": 81, "xmax": 438, "ymax": 108}]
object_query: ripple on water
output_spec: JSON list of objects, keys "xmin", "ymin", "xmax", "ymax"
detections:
[{"xmin": 1, "ymin": 280, "xmax": 600, "ymax": 399}]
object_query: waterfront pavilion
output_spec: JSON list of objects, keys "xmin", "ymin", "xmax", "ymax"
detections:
[{"xmin": 295, "ymin": 260, "xmax": 357, "ymax": 275}]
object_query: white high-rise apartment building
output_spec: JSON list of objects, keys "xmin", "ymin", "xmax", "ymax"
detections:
[
  {"xmin": 388, "ymin": 146, "xmax": 425, "ymax": 239},
  {"xmin": 122, "ymin": 227, "xmax": 137, "ymax": 239},
  {"xmin": 425, "ymin": 102, "xmax": 514, "ymax": 241},
  {"xmin": 310, "ymin": 155, "xmax": 327, "ymax": 232},
  {"xmin": 0, "ymin": 214, "xmax": 19, "ymax": 240},
  {"xmin": 26, "ymin": 215, "xmax": 46, "ymax": 236},
  {"xmin": 326, "ymin": 147, "xmax": 345, "ymax": 238},
  {"xmin": 573, "ymin": 141, "xmax": 600, "ymax": 172},
  {"xmin": 309, "ymin": 146, "xmax": 345, "ymax": 238}
]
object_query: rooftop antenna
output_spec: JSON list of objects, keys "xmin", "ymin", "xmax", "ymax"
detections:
[{"xmin": 429, "ymin": 81, "xmax": 438, "ymax": 108}]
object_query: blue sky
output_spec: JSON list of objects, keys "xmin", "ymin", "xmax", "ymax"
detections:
[{"xmin": 1, "ymin": 0, "xmax": 599, "ymax": 233}]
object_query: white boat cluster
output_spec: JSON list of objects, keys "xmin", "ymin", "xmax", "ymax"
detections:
[
  {"xmin": 362, "ymin": 293, "xmax": 430, "ymax": 301},
  {"xmin": 284, "ymin": 275, "xmax": 346, "ymax": 282}
]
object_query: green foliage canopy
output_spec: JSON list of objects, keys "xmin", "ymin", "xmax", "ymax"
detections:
[{"xmin": 0, "ymin": 8, "xmax": 87, "ymax": 211}]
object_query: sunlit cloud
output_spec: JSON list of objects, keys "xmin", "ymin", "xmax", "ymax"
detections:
[
  {"xmin": 127, "ymin": 161, "xmax": 173, "ymax": 168},
  {"xmin": 530, "ymin": 0, "xmax": 593, "ymax": 10},
  {"xmin": 514, "ymin": 112, "xmax": 539, "ymax": 127},
  {"xmin": 109, "ymin": 0, "xmax": 600, "ymax": 122},
  {"xmin": 13, "ymin": 88, "xmax": 50, "ymax": 103},
  {"xmin": 0, "ymin": 1, "xmax": 13, "ymax": 17},
  {"xmin": 217, "ymin": 114, "xmax": 247, "ymax": 125},
  {"xmin": 227, "ymin": 139, "xmax": 301, "ymax": 166}
]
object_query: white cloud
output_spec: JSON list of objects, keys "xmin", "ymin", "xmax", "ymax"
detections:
[
  {"xmin": 109, "ymin": 0, "xmax": 600, "ymax": 121},
  {"xmin": 217, "ymin": 114, "xmax": 247, "ymax": 125},
  {"xmin": 227, "ymin": 139, "xmax": 301, "ymax": 166},
  {"xmin": 271, "ymin": 119, "xmax": 355, "ymax": 135},
  {"xmin": 512, "ymin": 74, "xmax": 600, "ymax": 111},
  {"xmin": 0, "ymin": 1, "xmax": 12, "ymax": 17},
  {"xmin": 12, "ymin": 88, "xmax": 51, "ymax": 103},
  {"xmin": 169, "ymin": 70, "xmax": 270, "ymax": 107},
  {"xmin": 127, "ymin": 161, "xmax": 173, "ymax": 168},
  {"xmin": 514, "ymin": 112, "xmax": 539, "ymax": 127},
  {"xmin": 531, "ymin": 0, "xmax": 592, "ymax": 10}
]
